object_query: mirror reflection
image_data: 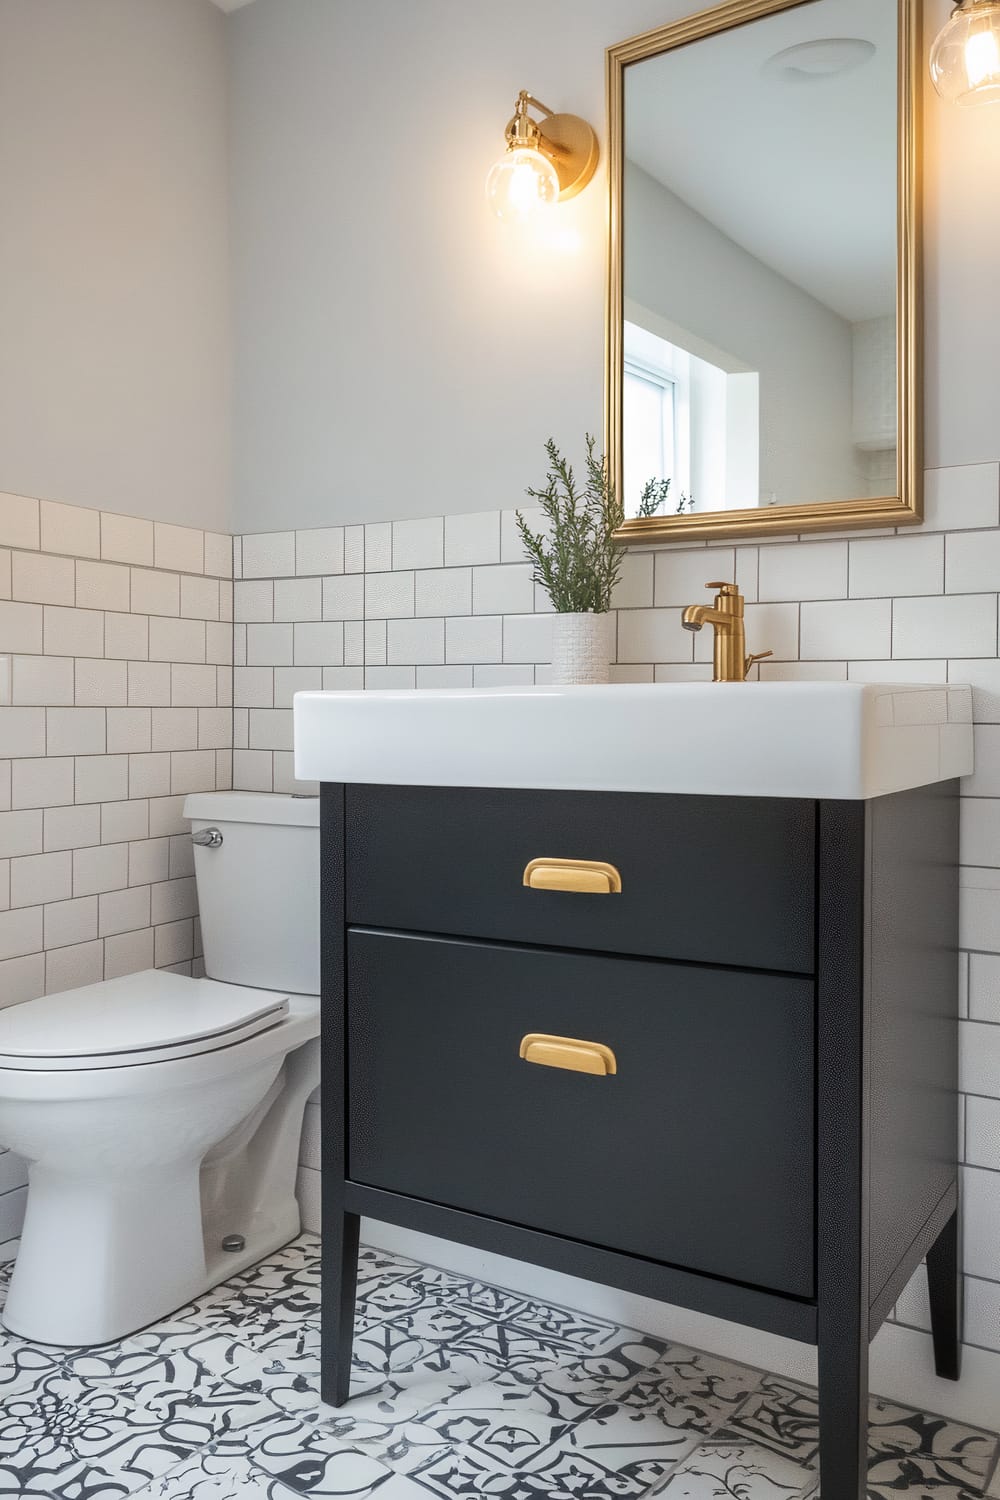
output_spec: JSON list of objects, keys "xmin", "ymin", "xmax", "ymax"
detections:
[{"xmin": 621, "ymin": 0, "xmax": 898, "ymax": 521}]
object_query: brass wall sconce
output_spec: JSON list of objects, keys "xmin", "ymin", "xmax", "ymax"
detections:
[
  {"xmin": 486, "ymin": 91, "xmax": 599, "ymax": 222},
  {"xmin": 930, "ymin": 0, "xmax": 1000, "ymax": 104}
]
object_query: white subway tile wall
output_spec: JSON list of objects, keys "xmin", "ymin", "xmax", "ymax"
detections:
[
  {"xmin": 0, "ymin": 492, "xmax": 232, "ymax": 1020},
  {"xmin": 0, "ymin": 493, "xmax": 233, "ymax": 1239},
  {"xmin": 229, "ymin": 463, "xmax": 1000, "ymax": 1358}
]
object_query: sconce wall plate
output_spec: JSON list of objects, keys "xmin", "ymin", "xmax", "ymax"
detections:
[{"xmin": 533, "ymin": 112, "xmax": 601, "ymax": 200}]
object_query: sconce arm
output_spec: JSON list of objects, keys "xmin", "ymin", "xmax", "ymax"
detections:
[{"xmin": 520, "ymin": 92, "xmax": 555, "ymax": 119}]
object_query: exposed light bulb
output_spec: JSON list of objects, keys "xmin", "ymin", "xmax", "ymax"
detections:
[
  {"xmin": 966, "ymin": 24, "xmax": 1000, "ymax": 86},
  {"xmin": 930, "ymin": 0, "xmax": 1000, "ymax": 104},
  {"xmin": 485, "ymin": 147, "xmax": 559, "ymax": 223}
]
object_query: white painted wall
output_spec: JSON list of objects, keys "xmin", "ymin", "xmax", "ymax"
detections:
[
  {"xmin": 229, "ymin": 0, "xmax": 669, "ymax": 533},
  {"xmin": 625, "ymin": 162, "xmax": 859, "ymax": 507},
  {"xmin": 229, "ymin": 0, "xmax": 999, "ymax": 532},
  {"xmin": 0, "ymin": 0, "xmax": 231, "ymax": 532}
]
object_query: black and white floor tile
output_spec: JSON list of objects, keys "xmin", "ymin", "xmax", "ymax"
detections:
[{"xmin": 0, "ymin": 1238, "xmax": 995, "ymax": 1500}]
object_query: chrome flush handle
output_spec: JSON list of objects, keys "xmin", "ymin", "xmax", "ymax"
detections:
[{"xmin": 191, "ymin": 827, "xmax": 223, "ymax": 848}]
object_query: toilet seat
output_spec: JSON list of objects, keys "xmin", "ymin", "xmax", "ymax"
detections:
[{"xmin": 0, "ymin": 970, "xmax": 290, "ymax": 1071}]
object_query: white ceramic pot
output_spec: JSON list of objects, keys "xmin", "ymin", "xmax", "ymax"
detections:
[{"xmin": 550, "ymin": 611, "xmax": 612, "ymax": 685}]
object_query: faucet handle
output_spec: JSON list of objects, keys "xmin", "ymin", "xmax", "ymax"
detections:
[
  {"xmin": 706, "ymin": 580, "xmax": 740, "ymax": 596},
  {"xmin": 744, "ymin": 650, "xmax": 774, "ymax": 679}
]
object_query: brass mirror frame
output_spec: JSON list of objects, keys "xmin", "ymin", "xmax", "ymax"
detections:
[{"xmin": 606, "ymin": 0, "xmax": 922, "ymax": 543}]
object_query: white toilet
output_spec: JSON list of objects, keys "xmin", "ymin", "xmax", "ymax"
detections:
[{"xmin": 0, "ymin": 791, "xmax": 321, "ymax": 1347}]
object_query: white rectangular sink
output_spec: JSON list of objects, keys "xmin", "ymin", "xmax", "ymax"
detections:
[{"xmin": 294, "ymin": 682, "xmax": 973, "ymax": 800}]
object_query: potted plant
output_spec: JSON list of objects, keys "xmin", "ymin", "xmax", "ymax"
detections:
[{"xmin": 516, "ymin": 436, "xmax": 624, "ymax": 685}]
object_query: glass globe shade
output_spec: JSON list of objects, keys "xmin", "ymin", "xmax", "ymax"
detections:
[
  {"xmin": 486, "ymin": 147, "xmax": 559, "ymax": 222},
  {"xmin": 930, "ymin": 1, "xmax": 1000, "ymax": 104}
]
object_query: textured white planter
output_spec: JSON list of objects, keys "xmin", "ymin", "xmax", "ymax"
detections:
[{"xmin": 550, "ymin": 612, "xmax": 611, "ymax": 685}]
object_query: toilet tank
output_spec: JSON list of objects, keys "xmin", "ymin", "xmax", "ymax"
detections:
[{"xmin": 183, "ymin": 792, "xmax": 320, "ymax": 995}]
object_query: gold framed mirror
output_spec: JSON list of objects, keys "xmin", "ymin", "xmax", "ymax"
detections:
[{"xmin": 606, "ymin": 0, "xmax": 921, "ymax": 543}]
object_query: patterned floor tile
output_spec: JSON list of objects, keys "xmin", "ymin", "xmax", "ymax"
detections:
[
  {"xmin": 179, "ymin": 1297, "xmax": 318, "ymax": 1370},
  {"xmin": 715, "ymin": 1378, "xmax": 820, "ymax": 1464},
  {"xmin": 326, "ymin": 1372, "xmax": 574, "ymax": 1482},
  {"xmin": 220, "ymin": 1279, "xmax": 502, "ymax": 1435},
  {"xmin": 444, "ymin": 1281, "xmax": 537, "ymax": 1325},
  {"xmin": 358, "ymin": 1268, "xmax": 477, "ymax": 1329},
  {"xmin": 215, "ymin": 1344, "xmax": 324, "ymax": 1424},
  {"xmin": 617, "ymin": 1344, "xmax": 767, "ymax": 1434},
  {"xmin": 237, "ymin": 1249, "xmax": 320, "ymax": 1309},
  {"xmin": 0, "ymin": 1372, "xmax": 270, "ymax": 1499},
  {"xmin": 717, "ymin": 1375, "xmax": 997, "ymax": 1467},
  {"xmin": 362, "ymin": 1299, "xmax": 497, "ymax": 1355},
  {"xmin": 315, "ymin": 1385, "xmax": 467, "ymax": 1473},
  {"xmin": 649, "ymin": 1440, "xmax": 814, "ymax": 1500},
  {"xmin": 333, "ymin": 1266, "xmax": 648, "ymax": 1427},
  {"xmin": 244, "ymin": 1411, "xmax": 431, "ymax": 1496},
  {"xmin": 864, "ymin": 1449, "xmax": 994, "ymax": 1500},
  {"xmin": 0, "ymin": 1313, "xmax": 286, "ymax": 1498},
  {"xmin": 356, "ymin": 1268, "xmax": 627, "ymax": 1378},
  {"xmin": 987, "ymin": 1454, "xmax": 1000, "ymax": 1498},
  {"xmin": 481, "ymin": 1297, "xmax": 626, "ymax": 1360},
  {"xmin": 439, "ymin": 1317, "xmax": 610, "ymax": 1386},
  {"xmin": 399, "ymin": 1377, "xmax": 573, "ymax": 1461},
  {"xmin": 405, "ymin": 1337, "xmax": 664, "ymax": 1432},
  {"xmin": 374, "ymin": 1363, "xmax": 698, "ymax": 1499},
  {"xmin": 356, "ymin": 1249, "xmax": 421, "ymax": 1290},
  {"xmin": 395, "ymin": 1443, "xmax": 567, "ymax": 1499},
  {"xmin": 430, "ymin": 1332, "xmax": 749, "ymax": 1444},
  {"xmin": 350, "ymin": 1313, "xmax": 492, "ymax": 1396},
  {"xmin": 0, "ymin": 1236, "xmax": 994, "ymax": 1500},
  {"xmin": 222, "ymin": 1326, "xmax": 484, "ymax": 1438},
  {"xmin": 867, "ymin": 1399, "xmax": 998, "ymax": 1463},
  {"xmin": 402, "ymin": 1428, "xmax": 691, "ymax": 1500},
  {"xmin": 522, "ymin": 1404, "xmax": 698, "ymax": 1498},
  {"xmin": 517, "ymin": 1349, "xmax": 662, "ymax": 1424},
  {"xmin": 69, "ymin": 1325, "xmax": 269, "ymax": 1390},
  {"xmin": 245, "ymin": 1316, "xmax": 322, "ymax": 1377},
  {"xmin": 131, "ymin": 1448, "xmax": 303, "ymax": 1498},
  {"xmin": 171, "ymin": 1240, "xmax": 321, "ymax": 1348},
  {"xmin": 0, "ymin": 1321, "xmax": 276, "ymax": 1417}
]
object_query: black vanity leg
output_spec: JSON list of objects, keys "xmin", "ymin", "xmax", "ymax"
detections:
[
  {"xmin": 321, "ymin": 1210, "xmax": 360, "ymax": 1407},
  {"xmin": 926, "ymin": 1207, "xmax": 963, "ymax": 1381},
  {"xmin": 818, "ymin": 1320, "xmax": 869, "ymax": 1500},
  {"xmin": 816, "ymin": 802, "xmax": 871, "ymax": 1500}
]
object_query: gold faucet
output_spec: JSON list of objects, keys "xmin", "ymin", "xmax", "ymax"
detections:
[{"xmin": 681, "ymin": 582, "xmax": 773, "ymax": 683}]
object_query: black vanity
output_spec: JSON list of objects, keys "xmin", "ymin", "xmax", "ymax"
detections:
[{"xmin": 317, "ymin": 773, "xmax": 963, "ymax": 1500}]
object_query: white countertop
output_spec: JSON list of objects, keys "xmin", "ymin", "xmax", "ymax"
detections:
[{"xmin": 293, "ymin": 681, "xmax": 973, "ymax": 801}]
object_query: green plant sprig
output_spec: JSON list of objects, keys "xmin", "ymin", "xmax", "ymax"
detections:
[
  {"xmin": 636, "ymin": 477, "xmax": 694, "ymax": 517},
  {"xmin": 515, "ymin": 435, "xmax": 625, "ymax": 614}
]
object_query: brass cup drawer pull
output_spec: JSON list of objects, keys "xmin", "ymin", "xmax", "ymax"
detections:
[
  {"xmin": 522, "ymin": 857, "xmax": 622, "ymax": 894},
  {"xmin": 519, "ymin": 1033, "xmax": 618, "ymax": 1076}
]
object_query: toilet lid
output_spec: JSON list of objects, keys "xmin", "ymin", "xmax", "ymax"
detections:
[{"xmin": 0, "ymin": 971, "xmax": 290, "ymax": 1071}]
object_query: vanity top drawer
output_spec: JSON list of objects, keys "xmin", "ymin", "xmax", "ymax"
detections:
[
  {"xmin": 347, "ymin": 929, "xmax": 815, "ymax": 1297},
  {"xmin": 345, "ymin": 785, "xmax": 815, "ymax": 973}
]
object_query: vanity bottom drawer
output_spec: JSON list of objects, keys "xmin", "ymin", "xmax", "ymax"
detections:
[{"xmin": 347, "ymin": 930, "xmax": 815, "ymax": 1298}]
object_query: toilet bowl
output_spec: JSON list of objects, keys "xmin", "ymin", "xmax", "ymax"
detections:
[{"xmin": 0, "ymin": 792, "xmax": 322, "ymax": 1346}]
